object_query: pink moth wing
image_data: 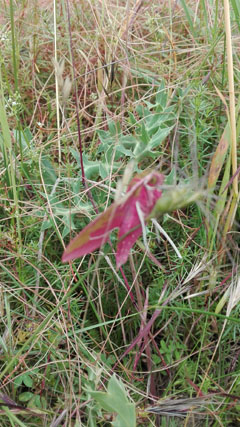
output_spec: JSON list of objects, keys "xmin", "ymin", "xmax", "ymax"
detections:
[
  {"xmin": 62, "ymin": 171, "xmax": 164, "ymax": 266},
  {"xmin": 116, "ymin": 173, "xmax": 164, "ymax": 267},
  {"xmin": 62, "ymin": 202, "xmax": 125, "ymax": 262}
]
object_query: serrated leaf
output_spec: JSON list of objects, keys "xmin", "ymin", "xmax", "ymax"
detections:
[
  {"xmin": 133, "ymin": 142, "xmax": 160, "ymax": 161},
  {"xmin": 70, "ymin": 150, "xmax": 100, "ymax": 179},
  {"xmin": 133, "ymin": 124, "xmax": 172, "ymax": 162},
  {"xmin": 145, "ymin": 113, "xmax": 166, "ymax": 133},
  {"xmin": 149, "ymin": 126, "xmax": 173, "ymax": 148},
  {"xmin": 97, "ymin": 129, "xmax": 113, "ymax": 143},
  {"xmin": 115, "ymin": 144, "xmax": 133, "ymax": 157},
  {"xmin": 119, "ymin": 134, "xmax": 136, "ymax": 148}
]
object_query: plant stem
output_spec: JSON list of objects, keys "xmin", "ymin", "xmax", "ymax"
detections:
[{"xmin": 224, "ymin": 0, "xmax": 238, "ymax": 196}]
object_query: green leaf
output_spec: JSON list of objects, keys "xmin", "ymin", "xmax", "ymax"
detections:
[
  {"xmin": 114, "ymin": 144, "xmax": 133, "ymax": 157},
  {"xmin": 13, "ymin": 128, "xmax": 33, "ymax": 150},
  {"xmin": 88, "ymin": 375, "xmax": 136, "ymax": 427},
  {"xmin": 145, "ymin": 113, "xmax": 166, "ymax": 134},
  {"xmin": 148, "ymin": 126, "xmax": 173, "ymax": 148},
  {"xmin": 136, "ymin": 104, "xmax": 149, "ymax": 119},
  {"xmin": 99, "ymin": 163, "xmax": 108, "ymax": 179},
  {"xmin": 119, "ymin": 134, "xmax": 136, "ymax": 148},
  {"xmin": 29, "ymin": 394, "xmax": 43, "ymax": 409},
  {"xmin": 165, "ymin": 168, "xmax": 176, "ymax": 185},
  {"xmin": 61, "ymin": 217, "xmax": 76, "ymax": 239},
  {"xmin": 22, "ymin": 374, "xmax": 33, "ymax": 388},
  {"xmin": 41, "ymin": 157, "xmax": 57, "ymax": 185},
  {"xmin": 128, "ymin": 112, "xmax": 137, "ymax": 125},
  {"xmin": 14, "ymin": 375, "xmax": 23, "ymax": 386},
  {"xmin": 41, "ymin": 219, "xmax": 52, "ymax": 231},
  {"xmin": 155, "ymin": 82, "xmax": 167, "ymax": 108},
  {"xmin": 19, "ymin": 392, "xmax": 33, "ymax": 402},
  {"xmin": 139, "ymin": 122, "xmax": 149, "ymax": 144},
  {"xmin": 108, "ymin": 119, "xmax": 120, "ymax": 136},
  {"xmin": 70, "ymin": 150, "xmax": 100, "ymax": 179}
]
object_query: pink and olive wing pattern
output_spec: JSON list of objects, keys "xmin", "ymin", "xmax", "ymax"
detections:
[
  {"xmin": 62, "ymin": 170, "xmax": 164, "ymax": 266},
  {"xmin": 62, "ymin": 202, "xmax": 125, "ymax": 262}
]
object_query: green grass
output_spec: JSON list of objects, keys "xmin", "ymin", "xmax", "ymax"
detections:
[{"xmin": 0, "ymin": 1, "xmax": 239, "ymax": 425}]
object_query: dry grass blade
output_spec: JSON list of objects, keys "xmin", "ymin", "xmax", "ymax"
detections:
[
  {"xmin": 216, "ymin": 270, "xmax": 240, "ymax": 315},
  {"xmin": 223, "ymin": 0, "xmax": 238, "ymax": 196},
  {"xmin": 50, "ymin": 409, "xmax": 68, "ymax": 427},
  {"xmin": 207, "ymin": 124, "xmax": 230, "ymax": 192},
  {"xmin": 146, "ymin": 395, "xmax": 219, "ymax": 417}
]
